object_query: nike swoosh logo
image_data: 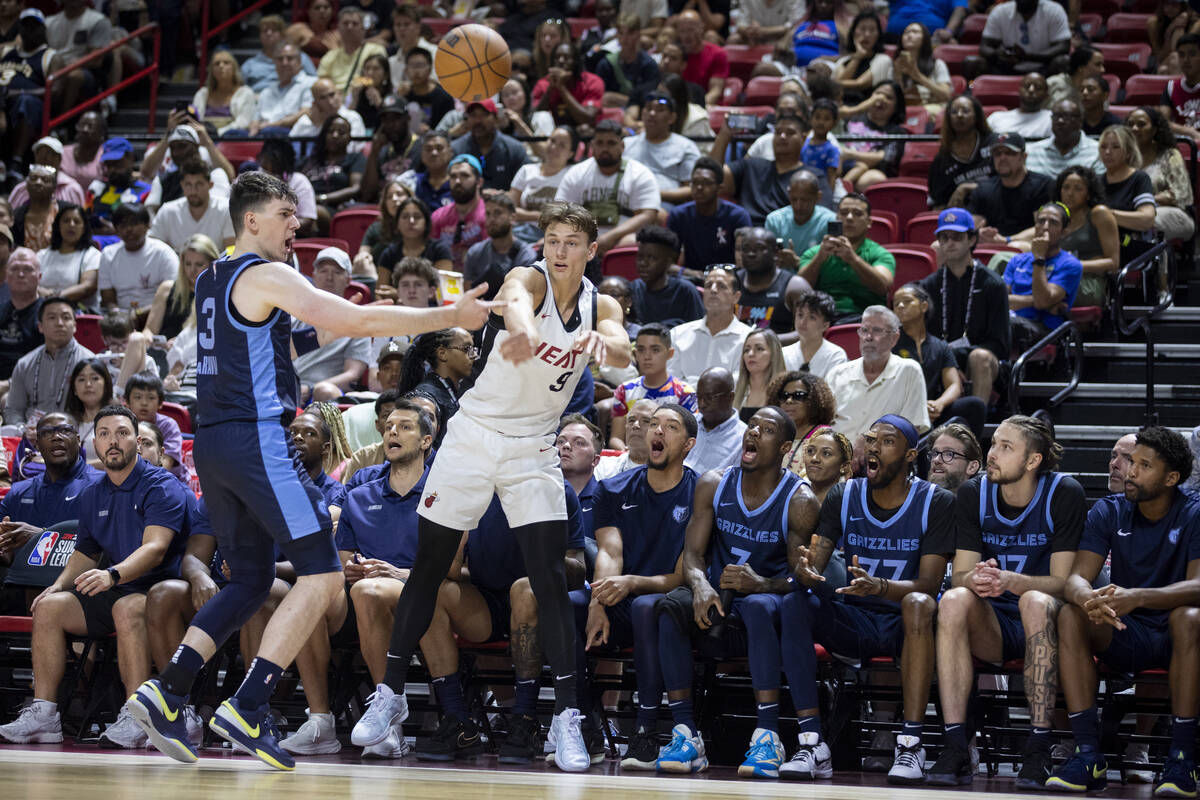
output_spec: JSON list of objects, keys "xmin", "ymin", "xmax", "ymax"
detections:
[
  {"xmin": 64, "ymin": 494, "xmax": 78, "ymax": 501},
  {"xmin": 458, "ymin": 732, "xmax": 480, "ymax": 746},
  {"xmin": 622, "ymin": 502, "xmax": 638, "ymax": 510},
  {"xmin": 720, "ymin": 501, "xmax": 735, "ymax": 507},
  {"xmin": 1116, "ymin": 530, "xmax": 1132, "ymax": 536},
  {"xmin": 555, "ymin": 674, "xmax": 573, "ymax": 681},
  {"xmin": 581, "ymin": 507, "xmax": 592, "ymax": 513},
  {"xmin": 224, "ymin": 701, "xmax": 260, "ymax": 737},
  {"xmin": 1092, "ymin": 765, "xmax": 1106, "ymax": 779},
  {"xmin": 849, "ymin": 515, "xmax": 864, "ymax": 521},
  {"xmin": 147, "ymin": 683, "xmax": 179, "ymax": 722},
  {"xmin": 540, "ymin": 447, "xmax": 553, "ymax": 452}
]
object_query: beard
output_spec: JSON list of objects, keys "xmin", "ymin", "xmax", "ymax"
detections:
[{"xmin": 450, "ymin": 185, "xmax": 476, "ymax": 204}]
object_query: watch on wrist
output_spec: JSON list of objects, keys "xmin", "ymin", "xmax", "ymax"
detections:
[
  {"xmin": 107, "ymin": 566, "xmax": 121, "ymax": 586},
  {"xmin": 1032, "ymin": 258, "xmax": 1047, "ymax": 267}
]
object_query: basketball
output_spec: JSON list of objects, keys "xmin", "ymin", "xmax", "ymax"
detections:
[{"xmin": 435, "ymin": 23, "xmax": 511, "ymax": 103}]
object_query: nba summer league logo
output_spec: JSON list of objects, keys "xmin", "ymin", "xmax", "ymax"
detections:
[{"xmin": 28, "ymin": 530, "xmax": 76, "ymax": 569}]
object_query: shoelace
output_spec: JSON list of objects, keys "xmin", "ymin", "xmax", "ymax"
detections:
[
  {"xmin": 789, "ymin": 745, "xmax": 815, "ymax": 763},
  {"xmin": 895, "ymin": 747, "xmax": 922, "ymax": 769},
  {"xmin": 745, "ymin": 739, "xmax": 777, "ymax": 760}
]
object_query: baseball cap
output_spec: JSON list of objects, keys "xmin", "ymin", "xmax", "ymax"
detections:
[
  {"xmin": 466, "ymin": 98, "xmax": 498, "ymax": 114},
  {"xmin": 33, "ymin": 136, "xmax": 63, "ymax": 156},
  {"xmin": 934, "ymin": 207, "xmax": 975, "ymax": 234},
  {"xmin": 168, "ymin": 126, "xmax": 200, "ymax": 145},
  {"xmin": 378, "ymin": 340, "xmax": 405, "ymax": 365},
  {"xmin": 19, "ymin": 9, "xmax": 45, "ymax": 24},
  {"xmin": 643, "ymin": 90, "xmax": 676, "ymax": 112},
  {"xmin": 449, "ymin": 153, "xmax": 482, "ymax": 176},
  {"xmin": 314, "ymin": 247, "xmax": 351, "ymax": 273},
  {"xmin": 378, "ymin": 94, "xmax": 405, "ymax": 116},
  {"xmin": 990, "ymin": 131, "xmax": 1025, "ymax": 153},
  {"xmin": 101, "ymin": 137, "xmax": 134, "ymax": 162}
]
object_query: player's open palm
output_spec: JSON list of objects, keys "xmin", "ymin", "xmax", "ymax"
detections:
[
  {"xmin": 453, "ymin": 282, "xmax": 506, "ymax": 330},
  {"xmin": 837, "ymin": 555, "xmax": 884, "ymax": 596},
  {"xmin": 794, "ymin": 534, "xmax": 826, "ymax": 586}
]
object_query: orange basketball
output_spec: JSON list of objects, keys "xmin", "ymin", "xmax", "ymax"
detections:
[{"xmin": 435, "ymin": 23, "xmax": 512, "ymax": 103}]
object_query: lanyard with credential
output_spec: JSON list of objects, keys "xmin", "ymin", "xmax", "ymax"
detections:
[
  {"xmin": 30, "ymin": 347, "xmax": 69, "ymax": 410},
  {"xmin": 942, "ymin": 262, "xmax": 978, "ymax": 343}
]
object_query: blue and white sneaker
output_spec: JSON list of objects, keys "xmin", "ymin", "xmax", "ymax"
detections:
[
  {"xmin": 1155, "ymin": 752, "xmax": 1198, "ymax": 798},
  {"xmin": 656, "ymin": 723, "xmax": 708, "ymax": 773},
  {"xmin": 739, "ymin": 727, "xmax": 786, "ymax": 778},
  {"xmin": 209, "ymin": 698, "xmax": 295, "ymax": 771},
  {"xmin": 125, "ymin": 679, "xmax": 197, "ymax": 763},
  {"xmin": 1046, "ymin": 745, "xmax": 1108, "ymax": 793}
]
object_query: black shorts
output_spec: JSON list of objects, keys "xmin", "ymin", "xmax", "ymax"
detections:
[
  {"xmin": 69, "ymin": 587, "xmax": 144, "ymax": 638},
  {"xmin": 1098, "ymin": 614, "xmax": 1172, "ymax": 676},
  {"xmin": 812, "ymin": 596, "xmax": 905, "ymax": 666},
  {"xmin": 476, "ymin": 584, "xmax": 512, "ymax": 643}
]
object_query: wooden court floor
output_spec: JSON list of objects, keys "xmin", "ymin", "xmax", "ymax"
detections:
[{"xmin": 0, "ymin": 745, "xmax": 1159, "ymax": 800}]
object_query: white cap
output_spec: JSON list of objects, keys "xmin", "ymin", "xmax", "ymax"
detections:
[
  {"xmin": 168, "ymin": 126, "xmax": 200, "ymax": 144},
  {"xmin": 314, "ymin": 247, "xmax": 351, "ymax": 273},
  {"xmin": 33, "ymin": 136, "xmax": 63, "ymax": 155}
]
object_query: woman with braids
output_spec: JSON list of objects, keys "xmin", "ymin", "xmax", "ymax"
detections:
[
  {"xmin": 767, "ymin": 370, "xmax": 837, "ymax": 478},
  {"xmin": 396, "ymin": 327, "xmax": 477, "ymax": 446}
]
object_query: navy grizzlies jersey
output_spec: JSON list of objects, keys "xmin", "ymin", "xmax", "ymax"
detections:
[
  {"xmin": 593, "ymin": 465, "xmax": 697, "ymax": 576},
  {"xmin": 194, "ymin": 253, "xmax": 299, "ymax": 426},
  {"xmin": 837, "ymin": 477, "xmax": 952, "ymax": 609},
  {"xmin": 708, "ymin": 467, "xmax": 802, "ymax": 585}
]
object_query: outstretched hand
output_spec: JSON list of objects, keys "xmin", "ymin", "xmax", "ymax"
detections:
[{"xmin": 452, "ymin": 283, "xmax": 507, "ymax": 331}]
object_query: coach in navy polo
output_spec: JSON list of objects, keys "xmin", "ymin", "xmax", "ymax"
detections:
[{"xmin": 0, "ymin": 405, "xmax": 190, "ymax": 749}]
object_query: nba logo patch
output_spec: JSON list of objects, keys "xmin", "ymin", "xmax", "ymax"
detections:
[
  {"xmin": 673, "ymin": 505, "xmax": 688, "ymax": 523},
  {"xmin": 28, "ymin": 530, "xmax": 59, "ymax": 567}
]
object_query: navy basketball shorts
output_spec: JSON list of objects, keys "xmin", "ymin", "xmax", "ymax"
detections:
[
  {"xmin": 811, "ymin": 595, "xmax": 906, "ymax": 666},
  {"xmin": 194, "ymin": 420, "xmax": 340, "ymax": 578},
  {"xmin": 985, "ymin": 597, "xmax": 1028, "ymax": 663},
  {"xmin": 1097, "ymin": 614, "xmax": 1172, "ymax": 675}
]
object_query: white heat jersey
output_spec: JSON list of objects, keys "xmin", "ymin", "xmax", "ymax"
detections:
[{"xmin": 458, "ymin": 263, "xmax": 597, "ymax": 438}]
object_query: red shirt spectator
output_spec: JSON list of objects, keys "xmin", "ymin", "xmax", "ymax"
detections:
[{"xmin": 532, "ymin": 41, "xmax": 603, "ymax": 126}]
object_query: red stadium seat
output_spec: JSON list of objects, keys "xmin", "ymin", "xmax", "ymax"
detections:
[
  {"xmin": 721, "ymin": 76, "xmax": 744, "ymax": 105},
  {"xmin": 1108, "ymin": 105, "xmax": 1135, "ymax": 119},
  {"xmin": 1124, "ymin": 74, "xmax": 1177, "ymax": 107},
  {"xmin": 330, "ymin": 206, "xmax": 380, "ymax": 255},
  {"xmin": 958, "ymin": 13, "xmax": 988, "ymax": 44},
  {"xmin": 1077, "ymin": 13, "xmax": 1103, "ymax": 40},
  {"xmin": 905, "ymin": 211, "xmax": 941, "ymax": 246},
  {"xmin": 1081, "ymin": 0, "xmax": 1119, "ymax": 16},
  {"xmin": 1093, "ymin": 44, "xmax": 1151, "ymax": 83},
  {"xmin": 901, "ymin": 105, "xmax": 930, "ymax": 134},
  {"xmin": 725, "ymin": 45, "xmax": 772, "ymax": 81},
  {"xmin": 74, "ymin": 313, "xmax": 104, "ymax": 353},
  {"xmin": 868, "ymin": 211, "xmax": 899, "ymax": 245},
  {"xmin": 824, "ymin": 324, "xmax": 860, "ymax": 360},
  {"xmin": 566, "ymin": 17, "xmax": 593, "ymax": 39},
  {"xmin": 932, "ymin": 44, "xmax": 980, "ymax": 77},
  {"xmin": 596, "ymin": 107, "xmax": 625, "ymax": 123},
  {"xmin": 885, "ymin": 245, "xmax": 937, "ymax": 298},
  {"xmin": 294, "ymin": 238, "xmax": 354, "ymax": 277},
  {"xmin": 422, "ymin": 17, "xmax": 474, "ymax": 40},
  {"xmin": 0, "ymin": 616, "xmax": 32, "ymax": 634},
  {"xmin": 217, "ymin": 140, "xmax": 264, "ymax": 168},
  {"xmin": 602, "ymin": 246, "xmax": 638, "ymax": 280},
  {"xmin": 1105, "ymin": 13, "xmax": 1151, "ymax": 43},
  {"xmin": 951, "ymin": 75, "xmax": 967, "ymax": 96},
  {"xmin": 970, "ymin": 75, "xmax": 1023, "ymax": 106},
  {"xmin": 898, "ymin": 141, "xmax": 940, "ymax": 179},
  {"xmin": 344, "ymin": 281, "xmax": 372, "ymax": 304},
  {"xmin": 744, "ymin": 76, "xmax": 782, "ymax": 105},
  {"xmin": 1100, "ymin": 73, "xmax": 1121, "ymax": 103},
  {"xmin": 974, "ymin": 244, "xmax": 1020, "ymax": 262},
  {"xmin": 864, "ymin": 180, "xmax": 929, "ymax": 231},
  {"xmin": 160, "ymin": 402, "xmax": 192, "ymax": 435}
]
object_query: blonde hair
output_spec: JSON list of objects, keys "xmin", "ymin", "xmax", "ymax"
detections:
[
  {"xmin": 309, "ymin": 401, "xmax": 353, "ymax": 474},
  {"xmin": 172, "ymin": 234, "xmax": 219, "ymax": 330},
  {"xmin": 733, "ymin": 328, "xmax": 787, "ymax": 409},
  {"xmin": 1100, "ymin": 124, "xmax": 1142, "ymax": 169},
  {"xmin": 205, "ymin": 50, "xmax": 246, "ymax": 93}
]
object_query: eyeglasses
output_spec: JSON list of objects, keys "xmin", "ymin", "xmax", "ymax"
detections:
[
  {"xmin": 449, "ymin": 344, "xmax": 479, "ymax": 358},
  {"xmin": 36, "ymin": 424, "xmax": 76, "ymax": 438},
  {"xmin": 779, "ymin": 390, "xmax": 809, "ymax": 403},
  {"xmin": 930, "ymin": 449, "xmax": 969, "ymax": 464},
  {"xmin": 705, "ymin": 263, "xmax": 737, "ymax": 273}
]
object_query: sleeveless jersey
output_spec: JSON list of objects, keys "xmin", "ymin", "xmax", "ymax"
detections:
[
  {"xmin": 194, "ymin": 253, "xmax": 299, "ymax": 426},
  {"xmin": 0, "ymin": 46, "xmax": 51, "ymax": 92},
  {"xmin": 978, "ymin": 472, "xmax": 1063, "ymax": 608},
  {"xmin": 736, "ymin": 268, "xmax": 793, "ymax": 335},
  {"xmin": 1164, "ymin": 78, "xmax": 1200, "ymax": 130},
  {"xmin": 458, "ymin": 263, "xmax": 597, "ymax": 437},
  {"xmin": 840, "ymin": 476, "xmax": 936, "ymax": 610},
  {"xmin": 708, "ymin": 466, "xmax": 801, "ymax": 585}
]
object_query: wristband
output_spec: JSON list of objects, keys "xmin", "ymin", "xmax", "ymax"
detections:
[{"xmin": 107, "ymin": 566, "xmax": 122, "ymax": 586}]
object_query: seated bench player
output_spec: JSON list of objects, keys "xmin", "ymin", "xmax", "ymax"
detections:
[
  {"xmin": 782, "ymin": 415, "xmax": 955, "ymax": 783},
  {"xmin": 927, "ymin": 415, "xmax": 1084, "ymax": 788},
  {"xmin": 415, "ymin": 480, "xmax": 585, "ymax": 763},
  {"xmin": 1044, "ymin": 426, "xmax": 1200, "ymax": 796},
  {"xmin": 0, "ymin": 406, "xmax": 190, "ymax": 748},
  {"xmin": 576, "ymin": 404, "xmax": 698, "ymax": 770},
  {"xmin": 653, "ymin": 407, "xmax": 820, "ymax": 776},
  {"xmin": 277, "ymin": 402, "xmax": 433, "ymax": 757}
]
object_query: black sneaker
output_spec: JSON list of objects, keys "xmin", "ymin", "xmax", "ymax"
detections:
[
  {"xmin": 416, "ymin": 715, "xmax": 483, "ymax": 761},
  {"xmin": 498, "ymin": 714, "xmax": 540, "ymax": 764},
  {"xmin": 1015, "ymin": 743, "xmax": 1053, "ymax": 790},
  {"xmin": 927, "ymin": 745, "xmax": 974, "ymax": 786},
  {"xmin": 621, "ymin": 727, "xmax": 660, "ymax": 771},
  {"xmin": 583, "ymin": 714, "xmax": 608, "ymax": 764}
]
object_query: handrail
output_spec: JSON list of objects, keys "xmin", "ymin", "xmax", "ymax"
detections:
[
  {"xmin": 1007, "ymin": 321, "xmax": 1085, "ymax": 419},
  {"xmin": 199, "ymin": 0, "xmax": 275, "ymax": 84},
  {"xmin": 1111, "ymin": 240, "xmax": 1174, "ymax": 426},
  {"xmin": 42, "ymin": 22, "xmax": 160, "ymax": 136}
]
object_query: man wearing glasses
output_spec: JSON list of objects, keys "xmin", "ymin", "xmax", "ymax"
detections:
[
  {"xmin": 1025, "ymin": 99, "xmax": 1103, "ymax": 178},
  {"xmin": 926, "ymin": 422, "xmax": 983, "ymax": 492}
]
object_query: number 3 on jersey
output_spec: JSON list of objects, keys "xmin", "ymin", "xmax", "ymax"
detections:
[
  {"xmin": 198, "ymin": 296, "xmax": 216, "ymax": 350},
  {"xmin": 549, "ymin": 371, "xmax": 572, "ymax": 392}
]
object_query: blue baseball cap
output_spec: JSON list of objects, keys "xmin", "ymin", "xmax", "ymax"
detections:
[
  {"xmin": 935, "ymin": 207, "xmax": 975, "ymax": 235},
  {"xmin": 101, "ymin": 137, "xmax": 134, "ymax": 162},
  {"xmin": 449, "ymin": 153, "xmax": 482, "ymax": 176}
]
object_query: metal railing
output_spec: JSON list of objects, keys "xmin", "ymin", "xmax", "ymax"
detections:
[
  {"xmin": 1007, "ymin": 322, "xmax": 1085, "ymax": 420},
  {"xmin": 1111, "ymin": 240, "xmax": 1175, "ymax": 426},
  {"xmin": 42, "ymin": 22, "xmax": 161, "ymax": 136},
  {"xmin": 199, "ymin": 0, "xmax": 275, "ymax": 85}
]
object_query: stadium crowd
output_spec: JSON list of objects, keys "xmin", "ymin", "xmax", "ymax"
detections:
[{"xmin": 0, "ymin": 0, "xmax": 1199, "ymax": 792}]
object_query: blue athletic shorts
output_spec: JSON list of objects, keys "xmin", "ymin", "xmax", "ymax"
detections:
[
  {"xmin": 812, "ymin": 595, "xmax": 906, "ymax": 665},
  {"xmin": 986, "ymin": 597, "xmax": 1027, "ymax": 663},
  {"xmin": 1098, "ymin": 614, "xmax": 1172, "ymax": 675}
]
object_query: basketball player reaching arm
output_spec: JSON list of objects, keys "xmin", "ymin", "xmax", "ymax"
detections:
[
  {"xmin": 123, "ymin": 172, "xmax": 500, "ymax": 771},
  {"xmin": 351, "ymin": 202, "xmax": 630, "ymax": 772}
]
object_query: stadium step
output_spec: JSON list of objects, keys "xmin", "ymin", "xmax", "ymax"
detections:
[{"xmin": 1020, "ymin": 382, "xmax": 1200, "ymax": 400}]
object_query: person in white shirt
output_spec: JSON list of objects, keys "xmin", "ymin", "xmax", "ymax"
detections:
[
  {"xmin": 248, "ymin": 43, "xmax": 317, "ymax": 137},
  {"xmin": 37, "ymin": 203, "xmax": 100, "ymax": 309},
  {"xmin": 98, "ymin": 203, "xmax": 179, "ymax": 313},
  {"xmin": 683, "ymin": 367, "xmax": 747, "ymax": 475},
  {"xmin": 554, "ymin": 118, "xmax": 661, "ymax": 255},
  {"xmin": 387, "ymin": 6, "xmax": 438, "ymax": 88},
  {"xmin": 148, "ymin": 160, "xmax": 235, "ymax": 253},
  {"xmin": 986, "ymin": 72, "xmax": 1052, "ymax": 140},
  {"xmin": 289, "ymin": 77, "xmax": 366, "ymax": 143},
  {"xmin": 824, "ymin": 305, "xmax": 930, "ymax": 467},
  {"xmin": 782, "ymin": 290, "xmax": 847, "ymax": 377},
  {"xmin": 1025, "ymin": 98, "xmax": 1103, "ymax": 177},
  {"xmin": 621, "ymin": 90, "xmax": 701, "ymax": 205},
  {"xmin": 295, "ymin": 247, "xmax": 373, "ymax": 403},
  {"xmin": 979, "ymin": 0, "xmax": 1070, "ymax": 75},
  {"xmin": 45, "ymin": 0, "xmax": 114, "ymax": 116},
  {"xmin": 668, "ymin": 266, "xmax": 751, "ymax": 385},
  {"xmin": 140, "ymin": 123, "xmax": 235, "ymax": 213}
]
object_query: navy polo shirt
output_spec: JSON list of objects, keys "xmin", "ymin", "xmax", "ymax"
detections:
[
  {"xmin": 577, "ymin": 476, "xmax": 599, "ymax": 540},
  {"xmin": 0, "ymin": 454, "xmax": 102, "ymax": 528},
  {"xmin": 312, "ymin": 469, "xmax": 347, "ymax": 509},
  {"xmin": 465, "ymin": 480, "xmax": 584, "ymax": 593},
  {"xmin": 74, "ymin": 457, "xmax": 190, "ymax": 591},
  {"xmin": 335, "ymin": 466, "xmax": 427, "ymax": 568},
  {"xmin": 593, "ymin": 465, "xmax": 697, "ymax": 576},
  {"xmin": 343, "ymin": 449, "xmax": 439, "ymax": 492}
]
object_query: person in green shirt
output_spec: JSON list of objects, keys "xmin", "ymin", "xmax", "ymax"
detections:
[{"xmin": 797, "ymin": 192, "xmax": 896, "ymax": 322}]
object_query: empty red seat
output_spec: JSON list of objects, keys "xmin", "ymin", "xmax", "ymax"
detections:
[
  {"xmin": 1124, "ymin": 74, "xmax": 1176, "ymax": 107},
  {"xmin": 566, "ymin": 17, "xmax": 594, "ymax": 39},
  {"xmin": 74, "ymin": 313, "xmax": 104, "ymax": 353},
  {"xmin": 933, "ymin": 44, "xmax": 980, "ymax": 77},
  {"xmin": 217, "ymin": 140, "xmax": 263, "ymax": 168},
  {"xmin": 905, "ymin": 211, "xmax": 941, "ymax": 246},
  {"xmin": 970, "ymin": 75, "xmax": 1023, "ymax": 106},
  {"xmin": 869, "ymin": 211, "xmax": 899, "ymax": 245},
  {"xmin": 898, "ymin": 141, "xmax": 940, "ymax": 179},
  {"xmin": 864, "ymin": 180, "xmax": 930, "ymax": 231},
  {"xmin": 159, "ymin": 401, "xmax": 191, "ymax": 435},
  {"xmin": 1077, "ymin": 13, "xmax": 1103, "ymax": 40},
  {"xmin": 725, "ymin": 47, "xmax": 772, "ymax": 81},
  {"xmin": 958, "ymin": 14, "xmax": 989, "ymax": 44},
  {"xmin": 1093, "ymin": 44, "xmax": 1151, "ymax": 82},
  {"xmin": 744, "ymin": 75, "xmax": 782, "ymax": 105},
  {"xmin": 1105, "ymin": 12, "xmax": 1151, "ymax": 42},
  {"xmin": 886, "ymin": 244, "xmax": 937, "ymax": 297},
  {"xmin": 602, "ymin": 246, "xmax": 638, "ymax": 280},
  {"xmin": 901, "ymin": 105, "xmax": 930, "ymax": 134},
  {"xmin": 330, "ymin": 206, "xmax": 380, "ymax": 255},
  {"xmin": 825, "ymin": 324, "xmax": 860, "ymax": 360}
]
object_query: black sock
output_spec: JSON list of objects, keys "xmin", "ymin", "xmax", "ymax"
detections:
[{"xmin": 159, "ymin": 643, "xmax": 205, "ymax": 698}]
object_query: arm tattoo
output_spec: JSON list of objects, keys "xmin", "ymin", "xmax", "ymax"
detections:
[
  {"xmin": 511, "ymin": 623, "xmax": 544, "ymax": 682},
  {"xmin": 1023, "ymin": 597, "xmax": 1062, "ymax": 729}
]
